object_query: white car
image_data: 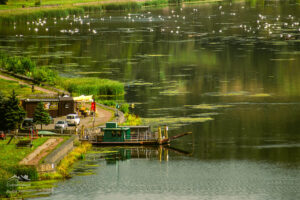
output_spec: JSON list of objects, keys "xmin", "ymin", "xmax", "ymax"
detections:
[
  {"xmin": 66, "ymin": 114, "xmax": 80, "ymax": 126},
  {"xmin": 55, "ymin": 120, "xmax": 68, "ymax": 130}
]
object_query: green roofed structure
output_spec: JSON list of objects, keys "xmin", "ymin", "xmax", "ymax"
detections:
[{"xmin": 103, "ymin": 122, "xmax": 131, "ymax": 142}]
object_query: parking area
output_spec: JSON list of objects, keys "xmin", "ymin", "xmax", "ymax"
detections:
[{"xmin": 38, "ymin": 105, "xmax": 113, "ymax": 131}]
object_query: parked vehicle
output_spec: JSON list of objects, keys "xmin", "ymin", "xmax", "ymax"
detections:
[
  {"xmin": 66, "ymin": 114, "xmax": 80, "ymax": 126},
  {"xmin": 55, "ymin": 120, "xmax": 68, "ymax": 130},
  {"xmin": 22, "ymin": 118, "xmax": 34, "ymax": 128}
]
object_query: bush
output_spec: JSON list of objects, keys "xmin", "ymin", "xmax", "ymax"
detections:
[
  {"xmin": 10, "ymin": 165, "xmax": 38, "ymax": 181},
  {"xmin": 0, "ymin": 53, "xmax": 36, "ymax": 75},
  {"xmin": 35, "ymin": 0, "xmax": 41, "ymax": 6},
  {"xmin": 32, "ymin": 66, "xmax": 58, "ymax": 85},
  {"xmin": 120, "ymin": 103, "xmax": 129, "ymax": 114}
]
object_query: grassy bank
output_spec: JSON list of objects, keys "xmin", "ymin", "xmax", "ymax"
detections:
[
  {"xmin": 40, "ymin": 142, "xmax": 92, "ymax": 180},
  {"xmin": 0, "ymin": 78, "xmax": 44, "ymax": 97},
  {"xmin": 0, "ymin": 137, "xmax": 49, "ymax": 197},
  {"xmin": 0, "ymin": 53, "xmax": 125, "ymax": 98},
  {"xmin": 0, "ymin": 0, "xmax": 205, "ymax": 23}
]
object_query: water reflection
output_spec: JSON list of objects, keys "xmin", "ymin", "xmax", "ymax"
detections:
[
  {"xmin": 1, "ymin": 1, "xmax": 300, "ymax": 198},
  {"xmin": 34, "ymin": 146, "xmax": 300, "ymax": 200}
]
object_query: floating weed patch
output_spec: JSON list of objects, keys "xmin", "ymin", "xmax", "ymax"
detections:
[
  {"xmin": 142, "ymin": 116, "xmax": 213, "ymax": 129},
  {"xmin": 190, "ymin": 112, "xmax": 219, "ymax": 117},
  {"xmin": 74, "ymin": 72, "xmax": 105, "ymax": 75},
  {"xmin": 205, "ymin": 91, "xmax": 249, "ymax": 97},
  {"xmin": 19, "ymin": 180, "xmax": 57, "ymax": 191},
  {"xmin": 185, "ymin": 104, "xmax": 232, "ymax": 110},
  {"xmin": 87, "ymin": 150, "xmax": 118, "ymax": 154},
  {"xmin": 128, "ymin": 81, "xmax": 154, "ymax": 86},
  {"xmin": 76, "ymin": 172, "xmax": 95, "ymax": 176},
  {"xmin": 249, "ymin": 93, "xmax": 271, "ymax": 97},
  {"xmin": 146, "ymin": 54, "xmax": 169, "ymax": 57},
  {"xmin": 160, "ymin": 89, "xmax": 190, "ymax": 96}
]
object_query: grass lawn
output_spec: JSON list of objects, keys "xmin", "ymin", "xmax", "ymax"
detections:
[
  {"xmin": 0, "ymin": 78, "xmax": 44, "ymax": 97},
  {"xmin": 0, "ymin": 137, "xmax": 49, "ymax": 168}
]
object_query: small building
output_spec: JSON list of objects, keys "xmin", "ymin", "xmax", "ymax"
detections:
[
  {"xmin": 103, "ymin": 122, "xmax": 131, "ymax": 142},
  {"xmin": 22, "ymin": 97, "xmax": 75, "ymax": 118}
]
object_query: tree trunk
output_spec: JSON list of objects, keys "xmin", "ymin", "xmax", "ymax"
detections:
[{"xmin": 41, "ymin": 124, "xmax": 43, "ymax": 130}]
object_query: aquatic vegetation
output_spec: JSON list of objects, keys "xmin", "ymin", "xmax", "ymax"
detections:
[
  {"xmin": 57, "ymin": 143, "xmax": 92, "ymax": 178},
  {"xmin": 184, "ymin": 104, "xmax": 232, "ymax": 110},
  {"xmin": 0, "ymin": 7, "xmax": 84, "ymax": 24},
  {"xmin": 249, "ymin": 93, "xmax": 271, "ymax": 97},
  {"xmin": 205, "ymin": 91, "xmax": 250, "ymax": 97},
  {"xmin": 142, "ymin": 116, "xmax": 213, "ymax": 129},
  {"xmin": 159, "ymin": 89, "xmax": 190, "ymax": 96},
  {"xmin": 59, "ymin": 77, "xmax": 125, "ymax": 96},
  {"xmin": 128, "ymin": 80, "xmax": 154, "ymax": 86}
]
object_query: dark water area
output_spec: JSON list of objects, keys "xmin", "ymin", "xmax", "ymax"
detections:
[{"xmin": 1, "ymin": 1, "xmax": 300, "ymax": 199}]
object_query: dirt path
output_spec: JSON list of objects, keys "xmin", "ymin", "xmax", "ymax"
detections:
[
  {"xmin": 19, "ymin": 138, "xmax": 63, "ymax": 166},
  {"xmin": 0, "ymin": 74, "xmax": 56, "ymax": 95}
]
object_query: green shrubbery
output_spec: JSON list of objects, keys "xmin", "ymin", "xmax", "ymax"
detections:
[
  {"xmin": 32, "ymin": 66, "xmax": 58, "ymax": 85},
  {"xmin": 0, "ymin": 54, "xmax": 36, "ymax": 75},
  {"xmin": 60, "ymin": 77, "xmax": 125, "ymax": 96},
  {"xmin": 0, "ymin": 53, "xmax": 58, "ymax": 85}
]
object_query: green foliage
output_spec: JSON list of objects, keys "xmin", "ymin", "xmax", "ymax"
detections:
[
  {"xmin": 60, "ymin": 77, "xmax": 124, "ymax": 96},
  {"xmin": 98, "ymin": 100, "xmax": 117, "ymax": 107},
  {"xmin": 33, "ymin": 101, "xmax": 51, "ymax": 130},
  {"xmin": 102, "ymin": 2, "xmax": 142, "ymax": 11},
  {"xmin": 10, "ymin": 165, "xmax": 38, "ymax": 181},
  {"xmin": 121, "ymin": 113, "xmax": 142, "ymax": 126},
  {"xmin": 0, "ymin": 7, "xmax": 84, "ymax": 24},
  {"xmin": 120, "ymin": 103, "xmax": 129, "ymax": 114},
  {"xmin": 0, "ymin": 168, "xmax": 10, "ymax": 197},
  {"xmin": 0, "ymin": 137, "xmax": 48, "ymax": 197},
  {"xmin": 0, "ymin": 90, "xmax": 26, "ymax": 131},
  {"xmin": 32, "ymin": 66, "xmax": 58, "ymax": 85},
  {"xmin": 35, "ymin": 0, "xmax": 41, "ymax": 6},
  {"xmin": 0, "ymin": 53, "xmax": 36, "ymax": 75}
]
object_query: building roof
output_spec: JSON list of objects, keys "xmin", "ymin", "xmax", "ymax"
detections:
[
  {"xmin": 24, "ymin": 98, "xmax": 59, "ymax": 102},
  {"xmin": 23, "ymin": 97, "xmax": 74, "ymax": 102}
]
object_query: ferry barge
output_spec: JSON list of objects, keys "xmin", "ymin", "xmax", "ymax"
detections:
[{"xmin": 91, "ymin": 122, "xmax": 191, "ymax": 146}]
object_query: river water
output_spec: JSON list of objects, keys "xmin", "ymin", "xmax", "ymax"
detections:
[{"xmin": 1, "ymin": 1, "xmax": 300, "ymax": 199}]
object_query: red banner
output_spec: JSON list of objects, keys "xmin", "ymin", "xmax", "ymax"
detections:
[{"xmin": 91, "ymin": 102, "xmax": 96, "ymax": 112}]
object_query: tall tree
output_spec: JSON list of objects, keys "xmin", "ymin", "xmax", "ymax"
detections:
[
  {"xmin": 33, "ymin": 101, "xmax": 50, "ymax": 130},
  {"xmin": 0, "ymin": 90, "xmax": 26, "ymax": 132}
]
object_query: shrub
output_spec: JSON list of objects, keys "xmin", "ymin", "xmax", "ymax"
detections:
[
  {"xmin": 0, "ymin": 53, "xmax": 36, "ymax": 76},
  {"xmin": 32, "ymin": 66, "xmax": 58, "ymax": 85},
  {"xmin": 35, "ymin": 0, "xmax": 41, "ymax": 6},
  {"xmin": 120, "ymin": 103, "xmax": 129, "ymax": 114},
  {"xmin": 10, "ymin": 165, "xmax": 38, "ymax": 181}
]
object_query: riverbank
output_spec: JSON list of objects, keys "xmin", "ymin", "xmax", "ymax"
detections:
[
  {"xmin": 0, "ymin": 0, "xmax": 222, "ymax": 22},
  {"xmin": 0, "ymin": 135, "xmax": 91, "ymax": 198}
]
